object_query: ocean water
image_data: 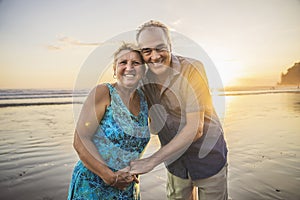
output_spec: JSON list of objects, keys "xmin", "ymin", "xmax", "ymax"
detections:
[
  {"xmin": 224, "ymin": 91, "xmax": 300, "ymax": 200},
  {"xmin": 0, "ymin": 89, "xmax": 86, "ymax": 199},
  {"xmin": 0, "ymin": 88, "xmax": 299, "ymax": 200}
]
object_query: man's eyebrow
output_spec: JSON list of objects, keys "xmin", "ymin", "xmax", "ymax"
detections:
[
  {"xmin": 141, "ymin": 44, "xmax": 167, "ymax": 49},
  {"xmin": 156, "ymin": 44, "xmax": 167, "ymax": 47}
]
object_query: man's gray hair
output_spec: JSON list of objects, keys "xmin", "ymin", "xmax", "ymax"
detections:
[{"xmin": 136, "ymin": 20, "xmax": 172, "ymax": 49}]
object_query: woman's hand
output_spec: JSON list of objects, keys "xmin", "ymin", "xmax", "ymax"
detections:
[{"xmin": 109, "ymin": 167, "xmax": 139, "ymax": 190}]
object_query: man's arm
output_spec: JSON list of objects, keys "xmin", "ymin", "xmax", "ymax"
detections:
[
  {"xmin": 130, "ymin": 60, "xmax": 209, "ymax": 174},
  {"xmin": 130, "ymin": 111, "xmax": 204, "ymax": 174}
]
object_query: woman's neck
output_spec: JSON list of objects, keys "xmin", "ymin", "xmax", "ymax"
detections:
[
  {"xmin": 114, "ymin": 83, "xmax": 136, "ymax": 97},
  {"xmin": 114, "ymin": 82, "xmax": 140, "ymax": 115}
]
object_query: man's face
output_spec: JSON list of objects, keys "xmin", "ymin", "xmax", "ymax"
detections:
[{"xmin": 137, "ymin": 27, "xmax": 171, "ymax": 76}]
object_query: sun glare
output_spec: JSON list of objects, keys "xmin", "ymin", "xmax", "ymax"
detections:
[{"xmin": 215, "ymin": 61, "xmax": 244, "ymax": 87}]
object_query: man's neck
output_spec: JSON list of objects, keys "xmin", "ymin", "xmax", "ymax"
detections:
[{"xmin": 156, "ymin": 69, "xmax": 171, "ymax": 85}]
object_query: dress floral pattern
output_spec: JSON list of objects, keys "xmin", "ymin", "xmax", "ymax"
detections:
[{"xmin": 68, "ymin": 83, "xmax": 150, "ymax": 200}]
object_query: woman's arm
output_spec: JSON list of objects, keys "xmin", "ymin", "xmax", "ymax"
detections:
[{"xmin": 73, "ymin": 84, "xmax": 135, "ymax": 189}]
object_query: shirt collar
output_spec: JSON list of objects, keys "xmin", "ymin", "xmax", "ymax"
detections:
[{"xmin": 170, "ymin": 54, "xmax": 181, "ymax": 76}]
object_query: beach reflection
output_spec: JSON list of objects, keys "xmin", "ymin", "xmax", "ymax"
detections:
[
  {"xmin": 0, "ymin": 90, "xmax": 299, "ymax": 199},
  {"xmin": 225, "ymin": 92, "xmax": 300, "ymax": 200},
  {"xmin": 285, "ymin": 93, "xmax": 300, "ymax": 113}
]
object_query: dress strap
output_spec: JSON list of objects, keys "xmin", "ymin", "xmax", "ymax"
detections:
[
  {"xmin": 136, "ymin": 88, "xmax": 148, "ymax": 114},
  {"xmin": 104, "ymin": 83, "xmax": 114, "ymax": 95},
  {"xmin": 105, "ymin": 83, "xmax": 148, "ymax": 115}
]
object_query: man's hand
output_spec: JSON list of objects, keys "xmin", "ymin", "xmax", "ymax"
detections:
[{"xmin": 129, "ymin": 157, "xmax": 155, "ymax": 175}]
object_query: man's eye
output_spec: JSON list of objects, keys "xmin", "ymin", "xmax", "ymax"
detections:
[
  {"xmin": 157, "ymin": 46, "xmax": 168, "ymax": 52},
  {"xmin": 141, "ymin": 49, "xmax": 151, "ymax": 54}
]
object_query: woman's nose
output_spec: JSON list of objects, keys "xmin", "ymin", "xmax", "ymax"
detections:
[{"xmin": 125, "ymin": 62, "xmax": 134, "ymax": 69}]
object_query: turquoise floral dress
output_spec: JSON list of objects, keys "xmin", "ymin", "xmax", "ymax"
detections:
[{"xmin": 68, "ymin": 83, "xmax": 150, "ymax": 200}]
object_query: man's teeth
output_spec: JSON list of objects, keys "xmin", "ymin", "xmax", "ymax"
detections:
[
  {"xmin": 153, "ymin": 62, "xmax": 163, "ymax": 65},
  {"xmin": 124, "ymin": 74, "xmax": 135, "ymax": 77}
]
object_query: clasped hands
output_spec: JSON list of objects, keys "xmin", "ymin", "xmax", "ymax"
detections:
[{"xmin": 110, "ymin": 157, "xmax": 155, "ymax": 190}]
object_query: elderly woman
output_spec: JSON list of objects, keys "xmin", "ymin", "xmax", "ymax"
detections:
[{"xmin": 68, "ymin": 43, "xmax": 150, "ymax": 200}]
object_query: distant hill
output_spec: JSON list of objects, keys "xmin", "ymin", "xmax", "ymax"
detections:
[{"xmin": 278, "ymin": 62, "xmax": 300, "ymax": 85}]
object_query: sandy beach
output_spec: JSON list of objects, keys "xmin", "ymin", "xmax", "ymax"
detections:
[{"xmin": 0, "ymin": 89, "xmax": 299, "ymax": 200}]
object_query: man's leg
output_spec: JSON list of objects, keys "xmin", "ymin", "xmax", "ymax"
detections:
[
  {"xmin": 166, "ymin": 171, "xmax": 197, "ymax": 200},
  {"xmin": 193, "ymin": 163, "xmax": 228, "ymax": 200}
]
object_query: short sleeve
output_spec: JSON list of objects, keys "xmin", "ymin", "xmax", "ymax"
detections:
[{"xmin": 184, "ymin": 61, "xmax": 212, "ymax": 113}]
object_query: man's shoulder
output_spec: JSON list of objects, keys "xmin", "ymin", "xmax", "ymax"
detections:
[
  {"xmin": 173, "ymin": 55, "xmax": 210, "ymax": 87},
  {"xmin": 173, "ymin": 55, "xmax": 206, "ymax": 76},
  {"xmin": 174, "ymin": 55, "xmax": 204, "ymax": 71},
  {"xmin": 176, "ymin": 55, "xmax": 199, "ymax": 63}
]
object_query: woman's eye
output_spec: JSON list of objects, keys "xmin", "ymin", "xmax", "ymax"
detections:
[
  {"xmin": 119, "ymin": 61, "xmax": 127, "ymax": 65},
  {"xmin": 133, "ymin": 61, "xmax": 141, "ymax": 66}
]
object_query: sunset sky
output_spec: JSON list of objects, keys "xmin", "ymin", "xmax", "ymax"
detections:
[{"xmin": 0, "ymin": 0, "xmax": 299, "ymax": 89}]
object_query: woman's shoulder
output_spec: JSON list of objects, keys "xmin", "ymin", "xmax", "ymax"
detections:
[
  {"xmin": 93, "ymin": 83, "xmax": 109, "ymax": 93},
  {"xmin": 89, "ymin": 83, "xmax": 112, "ymax": 105},
  {"xmin": 95, "ymin": 83, "xmax": 109, "ymax": 92}
]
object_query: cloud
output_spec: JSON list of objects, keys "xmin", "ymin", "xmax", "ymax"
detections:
[
  {"xmin": 58, "ymin": 37, "xmax": 101, "ymax": 46},
  {"xmin": 45, "ymin": 45, "xmax": 63, "ymax": 51},
  {"xmin": 46, "ymin": 36, "xmax": 101, "ymax": 51},
  {"xmin": 169, "ymin": 19, "xmax": 182, "ymax": 31},
  {"xmin": 172, "ymin": 19, "xmax": 182, "ymax": 26}
]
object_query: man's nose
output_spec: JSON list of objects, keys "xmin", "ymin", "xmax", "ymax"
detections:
[{"xmin": 150, "ymin": 50, "xmax": 161, "ymax": 60}]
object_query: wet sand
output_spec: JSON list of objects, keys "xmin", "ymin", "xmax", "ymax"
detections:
[{"xmin": 0, "ymin": 91, "xmax": 299, "ymax": 199}]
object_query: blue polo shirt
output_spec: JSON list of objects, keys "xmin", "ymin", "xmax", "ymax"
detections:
[{"xmin": 141, "ymin": 55, "xmax": 228, "ymax": 180}]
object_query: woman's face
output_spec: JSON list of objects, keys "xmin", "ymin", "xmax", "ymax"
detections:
[{"xmin": 115, "ymin": 50, "xmax": 144, "ymax": 89}]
